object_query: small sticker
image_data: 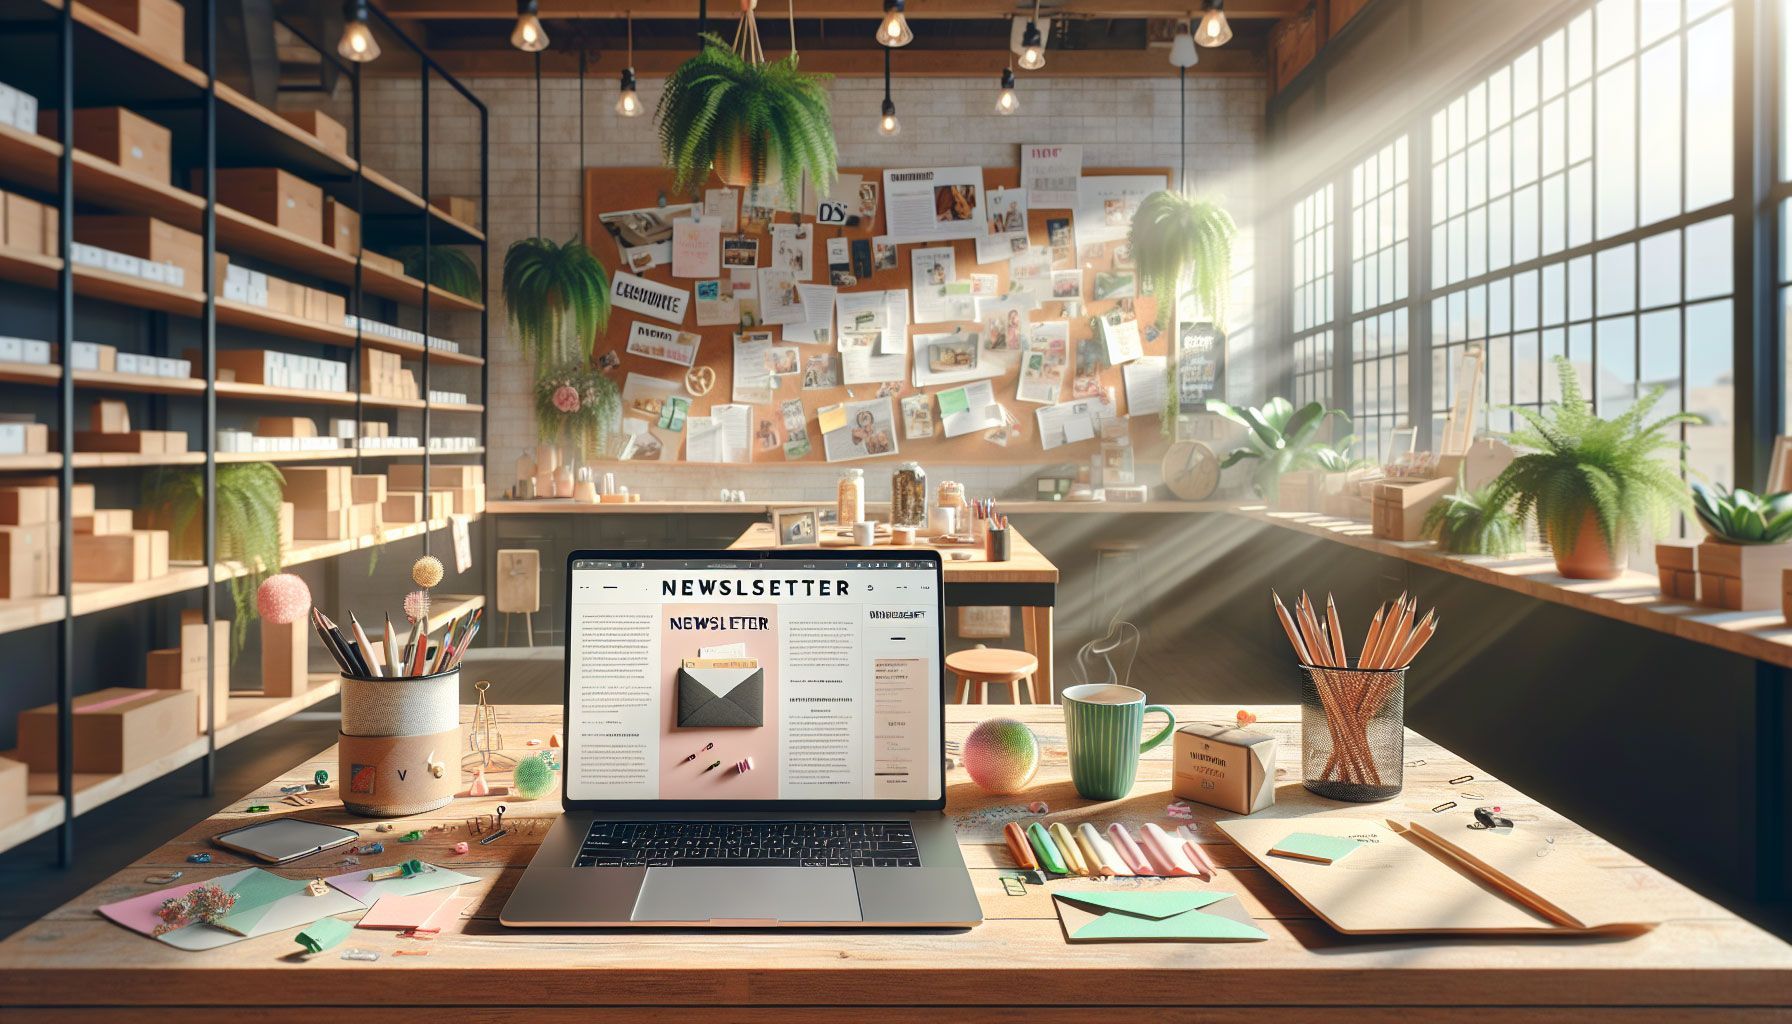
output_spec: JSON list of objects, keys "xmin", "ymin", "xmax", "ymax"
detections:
[{"xmin": 349, "ymin": 763, "xmax": 377, "ymax": 795}]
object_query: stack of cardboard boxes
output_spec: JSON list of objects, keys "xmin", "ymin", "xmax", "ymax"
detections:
[
  {"xmin": 0, "ymin": 481, "xmax": 70, "ymax": 599},
  {"xmin": 388, "ymin": 463, "xmax": 485, "ymax": 520},
  {"xmin": 72, "ymin": 398, "xmax": 188, "ymax": 455},
  {"xmin": 361, "ymin": 348, "xmax": 419, "ymax": 402},
  {"xmin": 220, "ymin": 264, "xmax": 347, "ymax": 327},
  {"xmin": 284, "ymin": 466, "xmax": 380, "ymax": 542},
  {"xmin": 145, "ymin": 608, "xmax": 230, "ymax": 729}
]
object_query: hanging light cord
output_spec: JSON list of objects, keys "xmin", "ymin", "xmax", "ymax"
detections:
[
  {"xmin": 883, "ymin": 44, "xmax": 891, "ymax": 105},
  {"xmin": 1179, "ymin": 64, "xmax": 1187, "ymax": 193},
  {"xmin": 534, "ymin": 50, "xmax": 542, "ymax": 235},
  {"xmin": 579, "ymin": 46, "xmax": 585, "ymax": 173}
]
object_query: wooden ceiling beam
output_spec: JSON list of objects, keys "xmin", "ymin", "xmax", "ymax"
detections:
[
  {"xmin": 376, "ymin": 0, "xmax": 1302, "ymax": 21},
  {"xmin": 387, "ymin": 45, "xmax": 1266, "ymax": 77}
]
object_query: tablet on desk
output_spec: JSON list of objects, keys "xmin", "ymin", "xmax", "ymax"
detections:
[{"xmin": 211, "ymin": 819, "xmax": 361, "ymax": 864}]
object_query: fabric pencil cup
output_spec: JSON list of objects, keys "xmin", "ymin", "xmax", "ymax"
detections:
[
  {"xmin": 1061, "ymin": 683, "xmax": 1176, "ymax": 801},
  {"xmin": 338, "ymin": 667, "xmax": 460, "ymax": 817}
]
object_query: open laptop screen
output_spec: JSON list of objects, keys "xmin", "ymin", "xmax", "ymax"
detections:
[{"xmin": 563, "ymin": 552, "xmax": 944, "ymax": 808}]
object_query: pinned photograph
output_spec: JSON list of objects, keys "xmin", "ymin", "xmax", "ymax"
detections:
[
  {"xmin": 926, "ymin": 334, "xmax": 979, "ymax": 374},
  {"xmin": 935, "ymin": 183, "xmax": 978, "ymax": 225},
  {"xmin": 802, "ymin": 353, "xmax": 843, "ymax": 389},
  {"xmin": 1051, "ymin": 270, "xmax": 1083, "ymax": 299},
  {"xmin": 722, "ymin": 235, "xmax": 760, "ymax": 267},
  {"xmin": 1092, "ymin": 271, "xmax": 1136, "ymax": 302},
  {"xmin": 902, "ymin": 393, "xmax": 936, "ymax": 439}
]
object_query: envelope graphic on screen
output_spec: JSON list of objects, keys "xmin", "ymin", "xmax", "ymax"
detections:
[{"xmin": 677, "ymin": 666, "xmax": 764, "ymax": 727}]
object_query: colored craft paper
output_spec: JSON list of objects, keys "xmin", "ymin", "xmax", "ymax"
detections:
[
  {"xmin": 1269, "ymin": 832, "xmax": 1363, "ymax": 865},
  {"xmin": 322, "ymin": 862, "xmax": 478, "ymax": 905},
  {"xmin": 99, "ymin": 867, "xmax": 364, "ymax": 951},
  {"xmin": 816, "ymin": 404, "xmax": 848, "ymax": 435},
  {"xmin": 296, "ymin": 916, "xmax": 354, "ymax": 954},
  {"xmin": 357, "ymin": 889, "xmax": 460, "ymax": 930},
  {"xmin": 1052, "ymin": 890, "xmax": 1267, "ymax": 943}
]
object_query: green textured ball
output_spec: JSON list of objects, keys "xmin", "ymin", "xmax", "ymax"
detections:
[{"xmin": 512, "ymin": 753, "xmax": 559, "ymax": 800}]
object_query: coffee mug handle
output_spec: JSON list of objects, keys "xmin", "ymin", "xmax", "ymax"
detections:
[{"xmin": 1139, "ymin": 705, "xmax": 1176, "ymax": 754}]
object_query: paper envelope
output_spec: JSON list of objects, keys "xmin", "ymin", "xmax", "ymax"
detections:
[
  {"xmin": 1052, "ymin": 889, "xmax": 1268, "ymax": 943},
  {"xmin": 99, "ymin": 867, "xmax": 364, "ymax": 951},
  {"xmin": 677, "ymin": 666, "xmax": 764, "ymax": 727}
]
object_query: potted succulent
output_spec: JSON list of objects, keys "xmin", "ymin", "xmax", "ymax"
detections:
[
  {"xmin": 501, "ymin": 236, "xmax": 612, "ymax": 377},
  {"xmin": 1486, "ymin": 358, "xmax": 1698, "ymax": 580},
  {"xmin": 1688, "ymin": 484, "xmax": 1792, "ymax": 610},
  {"xmin": 1420, "ymin": 480, "xmax": 1525, "ymax": 556},
  {"xmin": 656, "ymin": 29, "xmax": 837, "ymax": 207},
  {"xmin": 1128, "ymin": 192, "xmax": 1236, "ymax": 437},
  {"xmin": 1208, "ymin": 397, "xmax": 1351, "ymax": 505},
  {"xmin": 142, "ymin": 462, "xmax": 288, "ymax": 657}
]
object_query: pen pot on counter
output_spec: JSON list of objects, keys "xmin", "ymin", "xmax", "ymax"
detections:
[
  {"xmin": 985, "ymin": 526, "xmax": 1011, "ymax": 562},
  {"xmin": 338, "ymin": 667, "xmax": 460, "ymax": 817},
  {"xmin": 1300, "ymin": 662, "xmax": 1404, "ymax": 803}
]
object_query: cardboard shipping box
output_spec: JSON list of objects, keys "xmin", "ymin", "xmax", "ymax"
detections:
[
  {"xmin": 74, "ymin": 215, "xmax": 203, "ymax": 291},
  {"xmin": 322, "ymin": 198, "xmax": 360, "ymax": 256},
  {"xmin": 18, "ymin": 687, "xmax": 199, "ymax": 774},
  {"xmin": 430, "ymin": 195, "xmax": 477, "ymax": 225},
  {"xmin": 72, "ymin": 528, "xmax": 169, "ymax": 583},
  {"xmin": 387, "ymin": 463, "xmax": 483, "ymax": 492},
  {"xmin": 83, "ymin": 0, "xmax": 185, "ymax": 65},
  {"xmin": 146, "ymin": 609, "xmax": 230, "ymax": 730},
  {"xmin": 209, "ymin": 167, "xmax": 324, "ymax": 244},
  {"xmin": 0, "ymin": 485, "xmax": 59, "ymax": 526},
  {"xmin": 1370, "ymin": 476, "xmax": 1457, "ymax": 542},
  {"xmin": 1657, "ymin": 541, "xmax": 1699, "ymax": 602},
  {"xmin": 71, "ymin": 429, "xmax": 188, "ymax": 454},
  {"xmin": 293, "ymin": 503, "xmax": 351, "ymax": 541},
  {"xmin": 1172, "ymin": 722, "xmax": 1278, "ymax": 816},
  {"xmin": 38, "ymin": 106, "xmax": 172, "ymax": 184},
  {"xmin": 280, "ymin": 110, "xmax": 349, "ymax": 158},
  {"xmin": 0, "ymin": 523, "xmax": 57, "ymax": 599},
  {"xmin": 256, "ymin": 416, "xmax": 317, "ymax": 438},
  {"xmin": 3, "ymin": 191, "xmax": 48, "ymax": 256},
  {"xmin": 282, "ymin": 465, "xmax": 351, "ymax": 510},
  {"xmin": 74, "ymin": 509, "xmax": 134, "ymax": 535},
  {"xmin": 0, "ymin": 757, "xmax": 24, "ymax": 829},
  {"xmin": 350, "ymin": 474, "xmax": 387, "ymax": 505}
]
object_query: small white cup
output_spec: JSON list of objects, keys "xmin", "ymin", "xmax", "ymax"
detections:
[
  {"xmin": 936, "ymin": 506, "xmax": 959, "ymax": 537},
  {"xmin": 853, "ymin": 521, "xmax": 876, "ymax": 546}
]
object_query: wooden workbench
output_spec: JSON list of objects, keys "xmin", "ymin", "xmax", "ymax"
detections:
[
  {"xmin": 1, "ymin": 703, "xmax": 1786, "ymax": 1020},
  {"xmin": 731, "ymin": 521, "xmax": 1062, "ymax": 699}
]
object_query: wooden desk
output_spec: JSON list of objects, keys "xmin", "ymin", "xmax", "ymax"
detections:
[
  {"xmin": 731, "ymin": 521, "xmax": 1062, "ymax": 699},
  {"xmin": 1, "ymin": 704, "xmax": 1786, "ymax": 1020}
]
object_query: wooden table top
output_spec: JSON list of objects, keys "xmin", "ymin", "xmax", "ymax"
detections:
[
  {"xmin": 1, "ymin": 704, "xmax": 1786, "ymax": 1018},
  {"xmin": 731, "ymin": 522, "xmax": 1060, "ymax": 585}
]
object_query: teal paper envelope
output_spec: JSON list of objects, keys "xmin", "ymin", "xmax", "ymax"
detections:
[{"xmin": 1053, "ymin": 890, "xmax": 1268, "ymax": 942}]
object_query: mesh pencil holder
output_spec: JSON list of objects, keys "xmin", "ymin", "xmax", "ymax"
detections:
[
  {"xmin": 339, "ymin": 668, "xmax": 460, "ymax": 818},
  {"xmin": 1300, "ymin": 662, "xmax": 1404, "ymax": 803}
]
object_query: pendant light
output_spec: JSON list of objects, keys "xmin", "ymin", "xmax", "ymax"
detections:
[
  {"xmin": 1018, "ymin": 0, "xmax": 1046, "ymax": 70},
  {"xmin": 511, "ymin": 0, "xmax": 549, "ymax": 52},
  {"xmin": 878, "ymin": 46, "xmax": 900, "ymax": 136},
  {"xmin": 337, "ymin": 0, "xmax": 381, "ymax": 62},
  {"xmin": 996, "ymin": 65, "xmax": 1018, "ymax": 116},
  {"xmin": 616, "ymin": 12, "xmax": 643, "ymax": 116},
  {"xmin": 1197, "ymin": 0, "xmax": 1232, "ymax": 47},
  {"xmin": 1169, "ymin": 17, "xmax": 1199, "ymax": 67},
  {"xmin": 876, "ymin": 0, "xmax": 913, "ymax": 47}
]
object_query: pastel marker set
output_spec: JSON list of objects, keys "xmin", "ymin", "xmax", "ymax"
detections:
[{"xmin": 1004, "ymin": 820, "xmax": 1218, "ymax": 880}]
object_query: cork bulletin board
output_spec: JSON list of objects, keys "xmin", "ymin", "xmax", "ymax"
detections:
[{"xmin": 582, "ymin": 165, "xmax": 1178, "ymax": 467}]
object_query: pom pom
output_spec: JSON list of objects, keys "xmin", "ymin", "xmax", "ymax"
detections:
[
  {"xmin": 552, "ymin": 384, "xmax": 581, "ymax": 413},
  {"xmin": 962, "ymin": 718, "xmax": 1040, "ymax": 795},
  {"xmin": 255, "ymin": 573, "xmax": 311, "ymax": 624},
  {"xmin": 512, "ymin": 753, "xmax": 558, "ymax": 800},
  {"xmin": 1236, "ymin": 709, "xmax": 1258, "ymax": 729},
  {"xmin": 453, "ymin": 842, "xmax": 469, "ymax": 854},
  {"xmin": 411, "ymin": 556, "xmax": 444, "ymax": 589},
  {"xmin": 403, "ymin": 590, "xmax": 430, "ymax": 623}
]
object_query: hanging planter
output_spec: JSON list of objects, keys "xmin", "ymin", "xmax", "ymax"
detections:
[
  {"xmin": 1129, "ymin": 191, "xmax": 1236, "ymax": 437},
  {"xmin": 656, "ymin": 2, "xmax": 837, "ymax": 208},
  {"xmin": 501, "ymin": 236, "xmax": 612, "ymax": 375}
]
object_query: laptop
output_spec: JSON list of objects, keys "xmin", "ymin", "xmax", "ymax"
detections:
[{"xmin": 501, "ymin": 548, "xmax": 982, "ymax": 928}]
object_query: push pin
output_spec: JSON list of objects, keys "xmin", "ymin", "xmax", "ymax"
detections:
[
  {"xmin": 187, "ymin": 853, "xmax": 212, "ymax": 864},
  {"xmin": 453, "ymin": 841, "xmax": 469, "ymax": 854},
  {"xmin": 358, "ymin": 842, "xmax": 384, "ymax": 855},
  {"xmin": 735, "ymin": 757, "xmax": 754, "ymax": 774},
  {"xmin": 399, "ymin": 830, "xmax": 423, "ymax": 843},
  {"xmin": 375, "ymin": 823, "xmax": 394, "ymax": 832},
  {"xmin": 314, "ymin": 770, "xmax": 330, "ymax": 788}
]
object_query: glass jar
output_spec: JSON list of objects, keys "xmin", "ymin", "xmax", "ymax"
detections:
[
  {"xmin": 837, "ymin": 468, "xmax": 865, "ymax": 526},
  {"xmin": 890, "ymin": 462, "xmax": 928, "ymax": 529},
  {"xmin": 1301, "ymin": 662, "xmax": 1405, "ymax": 802},
  {"xmin": 935, "ymin": 480, "xmax": 965, "ymax": 537}
]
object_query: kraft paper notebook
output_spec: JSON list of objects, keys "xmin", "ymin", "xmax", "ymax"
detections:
[{"xmin": 1217, "ymin": 815, "xmax": 1658, "ymax": 936}]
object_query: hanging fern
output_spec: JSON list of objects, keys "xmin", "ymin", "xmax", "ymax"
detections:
[
  {"xmin": 656, "ymin": 32, "xmax": 837, "ymax": 208},
  {"xmin": 501, "ymin": 236, "xmax": 611, "ymax": 374},
  {"xmin": 143, "ymin": 463, "xmax": 287, "ymax": 659},
  {"xmin": 393, "ymin": 245, "xmax": 483, "ymax": 301},
  {"xmin": 1128, "ymin": 191, "xmax": 1236, "ymax": 328},
  {"xmin": 534, "ymin": 362, "xmax": 622, "ymax": 458},
  {"xmin": 1485, "ymin": 358, "xmax": 1700, "ymax": 556}
]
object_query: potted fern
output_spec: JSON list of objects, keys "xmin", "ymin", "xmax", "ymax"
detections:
[
  {"xmin": 1128, "ymin": 192, "xmax": 1235, "ymax": 436},
  {"xmin": 1689, "ymin": 484, "xmax": 1792, "ymax": 610},
  {"xmin": 142, "ymin": 463, "xmax": 287, "ymax": 657},
  {"xmin": 1487, "ymin": 358, "xmax": 1698, "ymax": 580},
  {"xmin": 1208, "ymin": 397, "xmax": 1351, "ymax": 504},
  {"xmin": 1421, "ymin": 481, "xmax": 1525, "ymax": 556},
  {"xmin": 502, "ymin": 237, "xmax": 610, "ymax": 377},
  {"xmin": 394, "ymin": 245, "xmax": 483, "ymax": 301},
  {"xmin": 656, "ymin": 28, "xmax": 836, "ymax": 208}
]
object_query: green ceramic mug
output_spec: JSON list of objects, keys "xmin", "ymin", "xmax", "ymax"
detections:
[{"xmin": 1061, "ymin": 683, "xmax": 1176, "ymax": 801}]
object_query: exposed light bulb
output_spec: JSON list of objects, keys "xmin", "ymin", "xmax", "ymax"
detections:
[
  {"xmin": 1017, "ymin": 20, "xmax": 1045, "ymax": 70},
  {"xmin": 1169, "ymin": 24, "xmax": 1199, "ymax": 67},
  {"xmin": 877, "ymin": 0, "xmax": 913, "ymax": 47},
  {"xmin": 616, "ymin": 66, "xmax": 642, "ymax": 117},
  {"xmin": 879, "ymin": 98, "xmax": 901, "ymax": 136},
  {"xmin": 996, "ymin": 67, "xmax": 1018, "ymax": 116},
  {"xmin": 511, "ymin": 0, "xmax": 548, "ymax": 52},
  {"xmin": 1197, "ymin": 3, "xmax": 1232, "ymax": 47},
  {"xmin": 337, "ymin": 0, "xmax": 380, "ymax": 62}
]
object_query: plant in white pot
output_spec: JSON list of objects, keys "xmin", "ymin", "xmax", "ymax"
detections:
[
  {"xmin": 1689, "ymin": 484, "xmax": 1792, "ymax": 610},
  {"xmin": 1486, "ymin": 358, "xmax": 1697, "ymax": 580}
]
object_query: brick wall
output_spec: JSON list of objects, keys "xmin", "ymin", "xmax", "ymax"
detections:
[{"xmin": 350, "ymin": 72, "xmax": 1266, "ymax": 500}]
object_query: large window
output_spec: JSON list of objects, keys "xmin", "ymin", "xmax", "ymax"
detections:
[
  {"xmin": 1290, "ymin": 183, "xmax": 1334, "ymax": 407},
  {"xmin": 1349, "ymin": 138, "xmax": 1411, "ymax": 461}
]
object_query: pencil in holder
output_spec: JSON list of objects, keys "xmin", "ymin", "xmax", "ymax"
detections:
[
  {"xmin": 339, "ymin": 667, "xmax": 460, "ymax": 817},
  {"xmin": 1300, "ymin": 661, "xmax": 1404, "ymax": 803},
  {"xmin": 985, "ymin": 526, "xmax": 1011, "ymax": 562}
]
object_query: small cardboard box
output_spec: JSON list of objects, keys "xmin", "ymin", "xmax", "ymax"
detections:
[
  {"xmin": 72, "ymin": 429, "xmax": 187, "ymax": 454},
  {"xmin": 74, "ymin": 508, "xmax": 134, "ymax": 535},
  {"xmin": 382, "ymin": 491, "xmax": 424, "ymax": 523},
  {"xmin": 90, "ymin": 399, "xmax": 131, "ymax": 434},
  {"xmin": 39, "ymin": 106, "xmax": 172, "ymax": 184},
  {"xmin": 1371, "ymin": 476, "xmax": 1457, "ymax": 542},
  {"xmin": 256, "ymin": 416, "xmax": 316, "ymax": 438},
  {"xmin": 209, "ymin": 167, "xmax": 324, "ymax": 244},
  {"xmin": 281, "ymin": 109, "xmax": 348, "ymax": 157},
  {"xmin": 83, "ymin": 0, "xmax": 186, "ymax": 65},
  {"xmin": 0, "ymin": 757, "xmax": 25, "ymax": 827},
  {"xmin": 18, "ymin": 687, "xmax": 199, "ymax": 773},
  {"xmin": 147, "ymin": 612, "xmax": 230, "ymax": 730},
  {"xmin": 74, "ymin": 215, "xmax": 203, "ymax": 292},
  {"xmin": 430, "ymin": 194, "xmax": 477, "ymax": 225},
  {"xmin": 0, "ymin": 485, "xmax": 58, "ymax": 525},
  {"xmin": 294, "ymin": 503, "xmax": 350, "ymax": 541},
  {"xmin": 387, "ymin": 463, "xmax": 482, "ymax": 491},
  {"xmin": 1698, "ymin": 539, "xmax": 1792, "ymax": 612},
  {"xmin": 348, "ymin": 502, "xmax": 378, "ymax": 538},
  {"xmin": 72, "ymin": 528, "xmax": 169, "ymax": 583},
  {"xmin": 51, "ymin": 342, "xmax": 117, "ymax": 374},
  {"xmin": 360, "ymin": 249, "xmax": 404, "ymax": 276},
  {"xmin": 283, "ymin": 465, "xmax": 351, "ymax": 510},
  {"xmin": 1274, "ymin": 470, "xmax": 1323, "ymax": 514},
  {"xmin": 350, "ymin": 474, "xmax": 387, "ymax": 504},
  {"xmin": 322, "ymin": 198, "xmax": 360, "ymax": 257},
  {"xmin": 0, "ymin": 523, "xmax": 56, "ymax": 598},
  {"xmin": 1657, "ymin": 541, "xmax": 1699, "ymax": 601},
  {"xmin": 0, "ymin": 422, "xmax": 49, "ymax": 455},
  {"xmin": 3, "ymin": 192, "xmax": 45, "ymax": 254},
  {"xmin": 1172, "ymin": 722, "xmax": 1277, "ymax": 815}
]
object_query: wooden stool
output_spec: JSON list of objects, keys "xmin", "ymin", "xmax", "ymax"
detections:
[
  {"xmin": 947, "ymin": 645, "xmax": 1040, "ymax": 705},
  {"xmin": 496, "ymin": 548, "xmax": 541, "ymax": 646}
]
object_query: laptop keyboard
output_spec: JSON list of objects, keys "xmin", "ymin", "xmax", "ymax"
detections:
[{"xmin": 574, "ymin": 820, "xmax": 921, "ymax": 868}]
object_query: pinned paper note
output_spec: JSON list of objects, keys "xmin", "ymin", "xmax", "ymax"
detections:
[{"xmin": 817, "ymin": 404, "xmax": 849, "ymax": 435}]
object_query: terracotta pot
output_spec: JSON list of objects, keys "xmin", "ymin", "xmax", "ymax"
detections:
[
  {"xmin": 714, "ymin": 133, "xmax": 778, "ymax": 190},
  {"xmin": 1549, "ymin": 509, "xmax": 1624, "ymax": 579}
]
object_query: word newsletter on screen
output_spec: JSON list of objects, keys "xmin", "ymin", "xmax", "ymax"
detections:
[{"xmin": 566, "ymin": 563, "xmax": 941, "ymax": 803}]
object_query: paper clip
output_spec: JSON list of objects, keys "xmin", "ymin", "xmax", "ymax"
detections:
[
  {"xmin": 1431, "ymin": 801, "xmax": 1458, "ymax": 813},
  {"xmin": 1448, "ymin": 775, "xmax": 1474, "ymax": 785},
  {"xmin": 281, "ymin": 794, "xmax": 314, "ymax": 807},
  {"xmin": 1000, "ymin": 876, "xmax": 1027, "ymax": 896},
  {"xmin": 145, "ymin": 871, "xmax": 183, "ymax": 884},
  {"xmin": 340, "ymin": 948, "xmax": 380, "ymax": 962}
]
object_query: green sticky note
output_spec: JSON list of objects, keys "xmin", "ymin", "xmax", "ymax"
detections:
[
  {"xmin": 1269, "ymin": 832, "xmax": 1362, "ymax": 865},
  {"xmin": 296, "ymin": 916, "xmax": 353, "ymax": 955},
  {"xmin": 937, "ymin": 388, "xmax": 969, "ymax": 416},
  {"xmin": 210, "ymin": 870, "xmax": 310, "ymax": 935}
]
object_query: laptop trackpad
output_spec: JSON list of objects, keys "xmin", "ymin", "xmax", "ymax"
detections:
[{"xmin": 632, "ymin": 867, "xmax": 862, "ymax": 924}]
